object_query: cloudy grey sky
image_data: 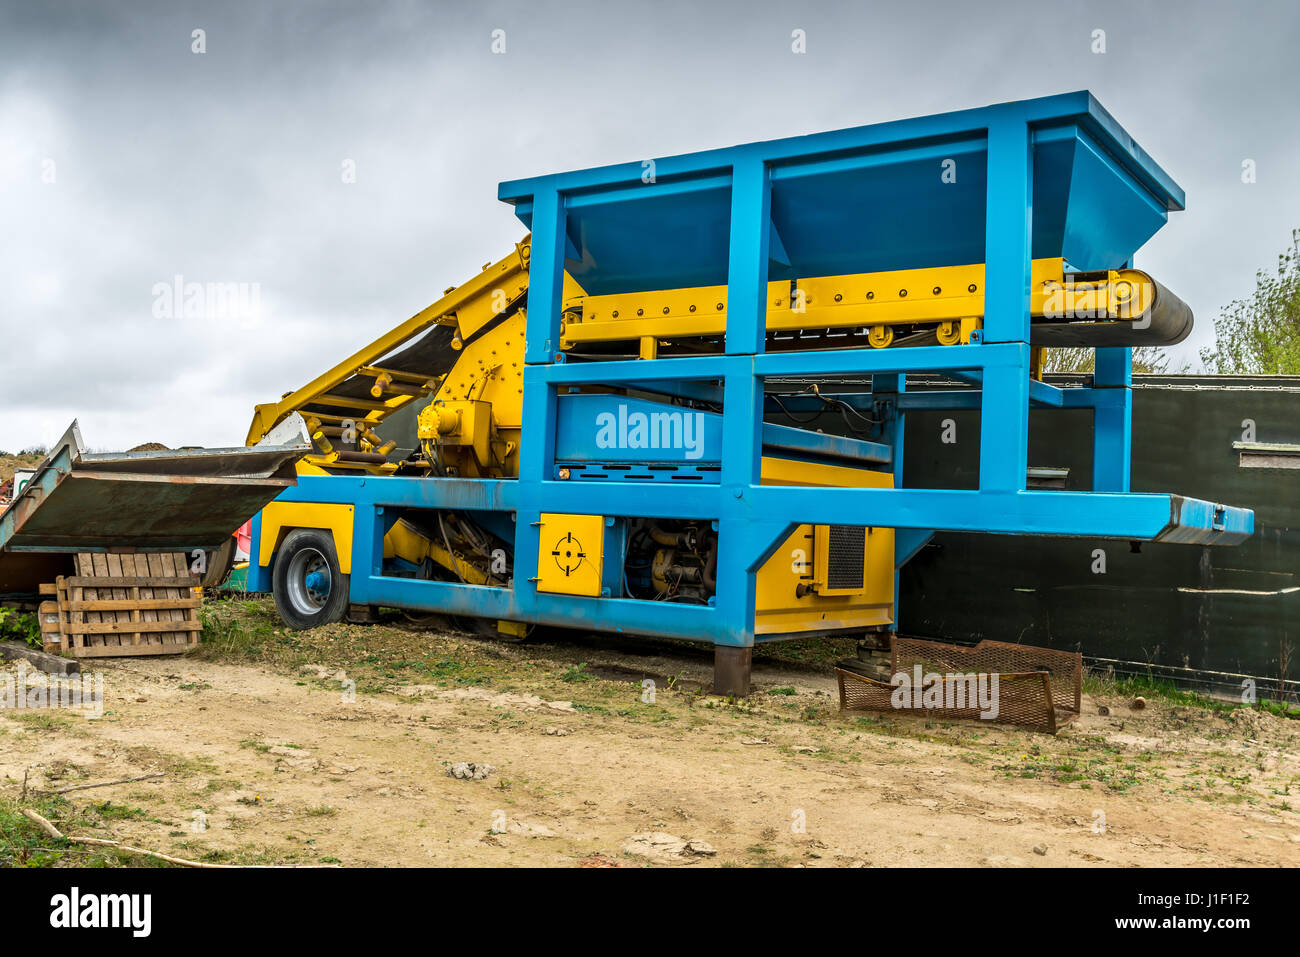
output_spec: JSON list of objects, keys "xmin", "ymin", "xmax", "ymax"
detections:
[{"xmin": 2, "ymin": 0, "xmax": 1298, "ymax": 452}]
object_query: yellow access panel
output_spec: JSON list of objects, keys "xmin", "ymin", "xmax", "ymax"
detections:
[
  {"xmin": 754, "ymin": 458, "xmax": 894, "ymax": 635},
  {"xmin": 536, "ymin": 513, "xmax": 605, "ymax": 597}
]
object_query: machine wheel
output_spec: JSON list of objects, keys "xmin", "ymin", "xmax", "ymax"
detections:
[{"xmin": 273, "ymin": 529, "xmax": 350, "ymax": 629}]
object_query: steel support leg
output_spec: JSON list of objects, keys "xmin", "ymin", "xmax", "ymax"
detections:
[{"xmin": 713, "ymin": 645, "xmax": 752, "ymax": 697}]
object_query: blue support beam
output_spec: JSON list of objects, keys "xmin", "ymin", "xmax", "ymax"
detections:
[
  {"xmin": 1092, "ymin": 347, "xmax": 1134, "ymax": 492},
  {"xmin": 979, "ymin": 114, "xmax": 1033, "ymax": 493},
  {"xmin": 524, "ymin": 187, "xmax": 566, "ymax": 365}
]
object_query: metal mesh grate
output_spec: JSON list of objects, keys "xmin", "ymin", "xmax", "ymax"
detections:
[
  {"xmin": 836, "ymin": 637, "xmax": 1082, "ymax": 734},
  {"xmin": 826, "ymin": 525, "xmax": 865, "ymax": 591}
]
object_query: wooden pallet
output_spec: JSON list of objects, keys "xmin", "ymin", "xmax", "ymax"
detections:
[{"xmin": 39, "ymin": 552, "xmax": 202, "ymax": 658}]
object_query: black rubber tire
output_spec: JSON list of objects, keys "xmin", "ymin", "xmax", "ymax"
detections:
[{"xmin": 272, "ymin": 528, "xmax": 350, "ymax": 629}]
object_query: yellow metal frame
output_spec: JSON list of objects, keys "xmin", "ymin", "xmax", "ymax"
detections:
[
  {"xmin": 246, "ymin": 240, "xmax": 535, "ymax": 448},
  {"xmin": 563, "ymin": 259, "xmax": 1157, "ymax": 350},
  {"xmin": 417, "ymin": 311, "xmax": 530, "ymax": 477}
]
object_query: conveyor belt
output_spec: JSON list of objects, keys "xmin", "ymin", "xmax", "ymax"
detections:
[
  {"xmin": 299, "ymin": 323, "xmax": 458, "ymax": 415},
  {"xmin": 1030, "ymin": 278, "xmax": 1193, "ymax": 347}
]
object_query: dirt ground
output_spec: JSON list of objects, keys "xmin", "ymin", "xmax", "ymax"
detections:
[
  {"xmin": 0, "ymin": 453, "xmax": 42, "ymax": 483},
  {"xmin": 0, "ymin": 452, "xmax": 43, "ymax": 501},
  {"xmin": 3, "ymin": 599, "xmax": 1299, "ymax": 867}
]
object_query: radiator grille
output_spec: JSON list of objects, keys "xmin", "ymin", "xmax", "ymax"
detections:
[{"xmin": 826, "ymin": 525, "xmax": 866, "ymax": 591}]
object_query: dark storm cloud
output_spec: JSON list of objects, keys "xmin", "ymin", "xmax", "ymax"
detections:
[{"xmin": 2, "ymin": 0, "xmax": 1298, "ymax": 450}]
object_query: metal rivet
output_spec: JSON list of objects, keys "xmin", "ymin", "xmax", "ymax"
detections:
[
  {"xmin": 968, "ymin": 283, "xmax": 977, "ymax": 293},
  {"xmin": 637, "ymin": 308, "xmax": 644, "ymax": 316},
  {"xmin": 662, "ymin": 306, "xmax": 670, "ymax": 314},
  {"xmin": 689, "ymin": 304, "xmax": 696, "ymax": 312},
  {"xmin": 932, "ymin": 286, "xmax": 941, "ymax": 295},
  {"xmin": 716, "ymin": 302, "xmax": 724, "ymax": 310},
  {"xmin": 866, "ymin": 291, "xmax": 875, "ymax": 300},
  {"xmin": 899, "ymin": 289, "xmax": 908, "ymax": 298},
  {"xmin": 612, "ymin": 310, "xmax": 619, "ymax": 318},
  {"xmin": 834, "ymin": 293, "xmax": 842, "ymax": 302}
]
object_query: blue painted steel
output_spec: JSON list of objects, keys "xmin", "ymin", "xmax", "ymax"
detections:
[
  {"xmin": 501, "ymin": 92, "xmax": 1184, "ymax": 293},
  {"xmin": 1092, "ymin": 347, "xmax": 1134, "ymax": 492},
  {"xmin": 247, "ymin": 510, "xmax": 270, "ymax": 592},
  {"xmin": 553, "ymin": 392, "xmax": 891, "ymax": 467},
  {"xmin": 555, "ymin": 463, "xmax": 720, "ymax": 483},
  {"xmin": 250, "ymin": 92, "xmax": 1252, "ymax": 653}
]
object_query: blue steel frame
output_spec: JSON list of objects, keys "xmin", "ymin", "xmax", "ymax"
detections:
[{"xmin": 249, "ymin": 92, "xmax": 1252, "ymax": 651}]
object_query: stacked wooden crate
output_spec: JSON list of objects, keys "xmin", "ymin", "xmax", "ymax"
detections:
[{"xmin": 39, "ymin": 552, "xmax": 202, "ymax": 658}]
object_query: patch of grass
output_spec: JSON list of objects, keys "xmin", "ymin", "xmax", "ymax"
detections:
[
  {"xmin": 1258, "ymin": 698, "xmax": 1300, "ymax": 720},
  {"xmin": 0, "ymin": 606, "xmax": 42, "ymax": 648},
  {"xmin": 196, "ymin": 600, "xmax": 282, "ymax": 662},
  {"xmin": 199, "ymin": 597, "xmax": 509, "ymax": 696},
  {"xmin": 302, "ymin": 805, "xmax": 338, "ymax": 818},
  {"xmin": 561, "ymin": 663, "xmax": 597, "ymax": 684},
  {"xmin": 0, "ymin": 794, "xmax": 163, "ymax": 868},
  {"xmin": 1085, "ymin": 672, "xmax": 1239, "ymax": 714},
  {"xmin": 117, "ymin": 746, "xmax": 219, "ymax": 780},
  {"xmin": 90, "ymin": 801, "xmax": 146, "ymax": 821},
  {"xmin": 3, "ymin": 711, "xmax": 85, "ymax": 735}
]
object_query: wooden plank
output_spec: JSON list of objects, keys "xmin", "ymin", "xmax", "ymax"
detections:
[
  {"xmin": 174, "ymin": 552, "xmax": 200, "ymax": 649},
  {"xmin": 38, "ymin": 601, "xmax": 62, "ymax": 640},
  {"xmin": 67, "ymin": 643, "xmax": 193, "ymax": 658},
  {"xmin": 61, "ymin": 619, "xmax": 203, "ymax": 636},
  {"xmin": 112, "ymin": 553, "xmax": 136, "ymax": 647},
  {"xmin": 38, "ymin": 583, "xmax": 57, "ymax": 595},
  {"xmin": 44, "ymin": 592, "xmax": 62, "ymax": 651},
  {"xmin": 105, "ymin": 552, "xmax": 127, "ymax": 648},
  {"xmin": 0, "ymin": 640, "xmax": 80, "ymax": 675},
  {"xmin": 54, "ymin": 576, "xmax": 69, "ymax": 653},
  {"xmin": 67, "ymin": 598, "xmax": 200, "ymax": 612},
  {"xmin": 96, "ymin": 552, "xmax": 122, "ymax": 649},
  {"xmin": 170, "ymin": 552, "xmax": 200, "ymax": 648},
  {"xmin": 130, "ymin": 554, "xmax": 158, "ymax": 649},
  {"xmin": 76, "ymin": 554, "xmax": 99, "ymax": 653},
  {"xmin": 160, "ymin": 552, "xmax": 181, "ymax": 647},
  {"xmin": 147, "ymin": 553, "xmax": 169, "ymax": 647},
  {"xmin": 65, "ymin": 577, "xmax": 81, "ymax": 656},
  {"xmin": 61, "ymin": 576, "xmax": 201, "ymax": 588}
]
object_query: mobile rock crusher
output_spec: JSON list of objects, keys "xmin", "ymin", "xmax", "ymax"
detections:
[{"xmin": 245, "ymin": 92, "xmax": 1253, "ymax": 694}]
